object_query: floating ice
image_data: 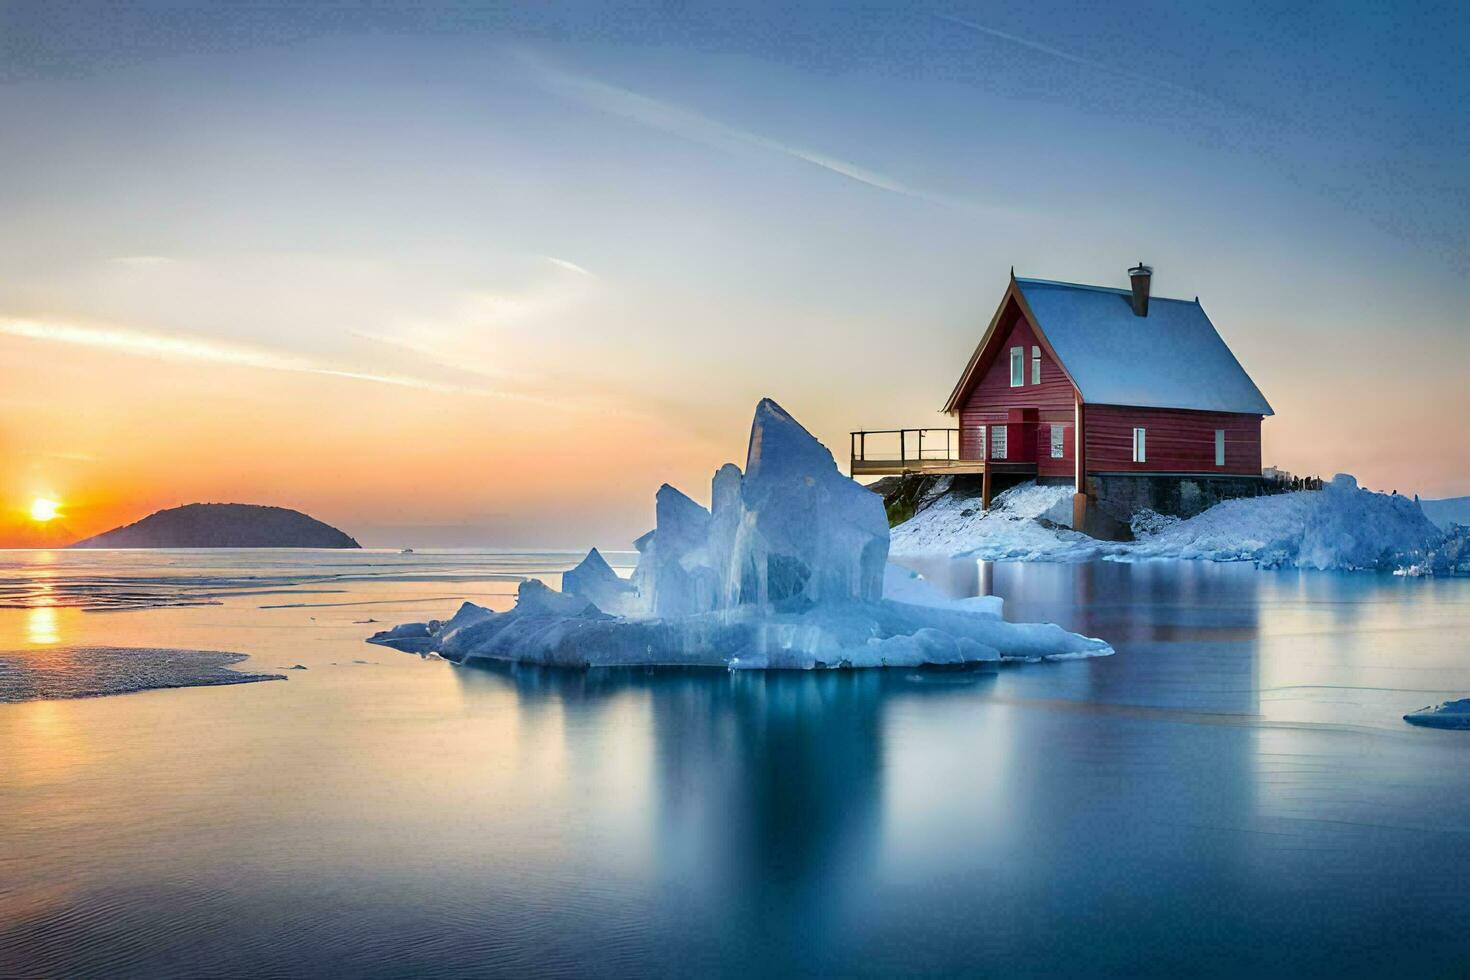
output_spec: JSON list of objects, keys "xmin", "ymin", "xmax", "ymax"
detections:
[
  {"xmin": 1404, "ymin": 698, "xmax": 1470, "ymax": 730},
  {"xmin": 0, "ymin": 646, "xmax": 283, "ymax": 702},
  {"xmin": 370, "ymin": 398, "xmax": 1111, "ymax": 670},
  {"xmin": 561, "ymin": 547, "xmax": 637, "ymax": 616},
  {"xmin": 645, "ymin": 484, "xmax": 718, "ymax": 617},
  {"xmin": 735, "ymin": 400, "xmax": 889, "ymax": 607}
]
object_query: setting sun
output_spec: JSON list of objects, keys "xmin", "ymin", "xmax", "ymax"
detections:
[{"xmin": 30, "ymin": 497, "xmax": 61, "ymax": 522}]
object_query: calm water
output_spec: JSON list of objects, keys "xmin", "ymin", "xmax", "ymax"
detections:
[{"xmin": 2, "ymin": 550, "xmax": 1469, "ymax": 977}]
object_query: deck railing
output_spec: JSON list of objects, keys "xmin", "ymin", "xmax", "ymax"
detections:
[{"xmin": 850, "ymin": 428, "xmax": 962, "ymax": 474}]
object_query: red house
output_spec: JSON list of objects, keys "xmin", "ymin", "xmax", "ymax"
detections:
[{"xmin": 853, "ymin": 265, "xmax": 1273, "ymax": 530}]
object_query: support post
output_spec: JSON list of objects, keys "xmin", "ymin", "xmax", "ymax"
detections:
[
  {"xmin": 982, "ymin": 466, "xmax": 993, "ymax": 511},
  {"xmin": 1071, "ymin": 392, "xmax": 1088, "ymax": 529}
]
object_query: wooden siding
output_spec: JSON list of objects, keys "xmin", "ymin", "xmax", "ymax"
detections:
[
  {"xmin": 1083, "ymin": 405, "xmax": 1262, "ymax": 475},
  {"xmin": 958, "ymin": 308, "xmax": 1077, "ymax": 477}
]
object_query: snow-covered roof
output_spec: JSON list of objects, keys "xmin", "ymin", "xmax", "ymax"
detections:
[{"xmin": 1015, "ymin": 277, "xmax": 1273, "ymax": 415}]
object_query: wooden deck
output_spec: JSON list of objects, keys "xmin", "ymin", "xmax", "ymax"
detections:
[
  {"xmin": 849, "ymin": 428, "xmax": 1037, "ymax": 478},
  {"xmin": 850, "ymin": 457, "xmax": 990, "ymax": 477}
]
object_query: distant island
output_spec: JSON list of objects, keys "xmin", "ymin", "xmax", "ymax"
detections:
[{"xmin": 69, "ymin": 503, "xmax": 361, "ymax": 549}]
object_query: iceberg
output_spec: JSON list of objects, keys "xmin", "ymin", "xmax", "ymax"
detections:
[
  {"xmin": 560, "ymin": 547, "xmax": 637, "ymax": 615},
  {"xmin": 370, "ymin": 398, "xmax": 1112, "ymax": 670},
  {"xmin": 1404, "ymin": 698, "xmax": 1470, "ymax": 730}
]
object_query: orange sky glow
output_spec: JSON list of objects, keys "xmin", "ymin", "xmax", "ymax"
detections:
[{"xmin": 2, "ymin": 25, "xmax": 1467, "ymax": 549}]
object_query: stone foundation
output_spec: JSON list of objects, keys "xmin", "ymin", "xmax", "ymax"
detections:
[{"xmin": 1082, "ymin": 473, "xmax": 1273, "ymax": 540}]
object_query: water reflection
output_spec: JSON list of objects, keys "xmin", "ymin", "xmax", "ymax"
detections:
[
  {"xmin": 453, "ymin": 661, "xmax": 996, "ymax": 969},
  {"xmin": 420, "ymin": 562, "xmax": 1470, "ymax": 974},
  {"xmin": 24, "ymin": 606, "xmax": 58, "ymax": 646},
  {"xmin": 7, "ymin": 557, "xmax": 1470, "ymax": 976}
]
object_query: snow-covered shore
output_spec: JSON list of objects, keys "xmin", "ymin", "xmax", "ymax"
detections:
[
  {"xmin": 890, "ymin": 474, "xmax": 1467, "ymax": 574},
  {"xmin": 889, "ymin": 480, "xmax": 1100, "ymax": 562}
]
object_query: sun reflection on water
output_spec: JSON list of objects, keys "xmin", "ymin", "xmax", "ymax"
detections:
[{"xmin": 27, "ymin": 604, "xmax": 60, "ymax": 645}]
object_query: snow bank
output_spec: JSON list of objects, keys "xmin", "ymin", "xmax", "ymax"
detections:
[
  {"xmin": 890, "ymin": 473, "xmax": 1452, "ymax": 574},
  {"xmin": 1123, "ymin": 475, "xmax": 1443, "ymax": 571},
  {"xmin": 369, "ymin": 399, "xmax": 1112, "ymax": 670},
  {"xmin": 889, "ymin": 481, "xmax": 1100, "ymax": 562}
]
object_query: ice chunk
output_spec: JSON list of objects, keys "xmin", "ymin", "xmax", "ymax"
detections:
[
  {"xmin": 882, "ymin": 562, "xmax": 1004, "ymax": 617},
  {"xmin": 706, "ymin": 462, "xmax": 744, "ymax": 603},
  {"xmin": 730, "ymin": 398, "xmax": 889, "ymax": 607},
  {"xmin": 561, "ymin": 548, "xmax": 635, "ymax": 615},
  {"xmin": 1404, "ymin": 698, "xmax": 1470, "ymax": 730},
  {"xmin": 367, "ymin": 620, "xmax": 438, "ymax": 653},
  {"xmin": 862, "ymin": 629, "xmax": 997, "ymax": 669},
  {"xmin": 425, "ymin": 598, "xmax": 1105, "ymax": 671},
  {"xmin": 643, "ymin": 484, "xmax": 719, "ymax": 617},
  {"xmin": 513, "ymin": 578, "xmax": 603, "ymax": 617},
  {"xmin": 630, "ymin": 399, "xmax": 890, "ymax": 614}
]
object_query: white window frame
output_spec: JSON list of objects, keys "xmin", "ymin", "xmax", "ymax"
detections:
[
  {"xmin": 990, "ymin": 425, "xmax": 1008, "ymax": 460},
  {"xmin": 1132, "ymin": 427, "xmax": 1146, "ymax": 463},
  {"xmin": 1032, "ymin": 346, "xmax": 1041, "ymax": 385},
  {"xmin": 1215, "ymin": 429, "xmax": 1225, "ymax": 467},
  {"xmin": 1051, "ymin": 424, "xmax": 1065, "ymax": 459},
  {"xmin": 1009, "ymin": 347, "xmax": 1024, "ymax": 387},
  {"xmin": 973, "ymin": 426, "xmax": 986, "ymax": 460}
]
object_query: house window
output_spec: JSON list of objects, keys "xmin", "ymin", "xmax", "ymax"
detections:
[
  {"xmin": 1009, "ymin": 347, "xmax": 1024, "ymax": 387},
  {"xmin": 1132, "ymin": 427, "xmax": 1147, "ymax": 463},
  {"xmin": 1051, "ymin": 424, "xmax": 1065, "ymax": 459},
  {"xmin": 973, "ymin": 426, "xmax": 985, "ymax": 460},
  {"xmin": 1032, "ymin": 346, "xmax": 1041, "ymax": 385},
  {"xmin": 1215, "ymin": 429, "xmax": 1225, "ymax": 467},
  {"xmin": 991, "ymin": 425, "xmax": 1008, "ymax": 460}
]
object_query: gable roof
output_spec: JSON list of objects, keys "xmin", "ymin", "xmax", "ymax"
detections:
[{"xmin": 944, "ymin": 276, "xmax": 1273, "ymax": 416}]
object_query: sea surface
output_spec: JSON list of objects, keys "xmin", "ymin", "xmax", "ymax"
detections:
[{"xmin": 2, "ymin": 549, "xmax": 1469, "ymax": 977}]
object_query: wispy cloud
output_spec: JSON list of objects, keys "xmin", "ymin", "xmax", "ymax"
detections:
[
  {"xmin": 0, "ymin": 316, "xmax": 499, "ymax": 396},
  {"xmin": 27, "ymin": 450, "xmax": 99, "ymax": 464},
  {"xmin": 520, "ymin": 52, "xmax": 985, "ymax": 213},
  {"xmin": 934, "ymin": 13, "xmax": 1220, "ymax": 105},
  {"xmin": 545, "ymin": 256, "xmax": 593, "ymax": 277}
]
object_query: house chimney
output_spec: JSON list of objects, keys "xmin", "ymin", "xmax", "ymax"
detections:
[{"xmin": 1128, "ymin": 262, "xmax": 1152, "ymax": 316}]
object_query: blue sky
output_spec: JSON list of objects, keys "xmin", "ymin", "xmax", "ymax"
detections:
[{"xmin": 1, "ymin": 2, "xmax": 1466, "ymax": 545}]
